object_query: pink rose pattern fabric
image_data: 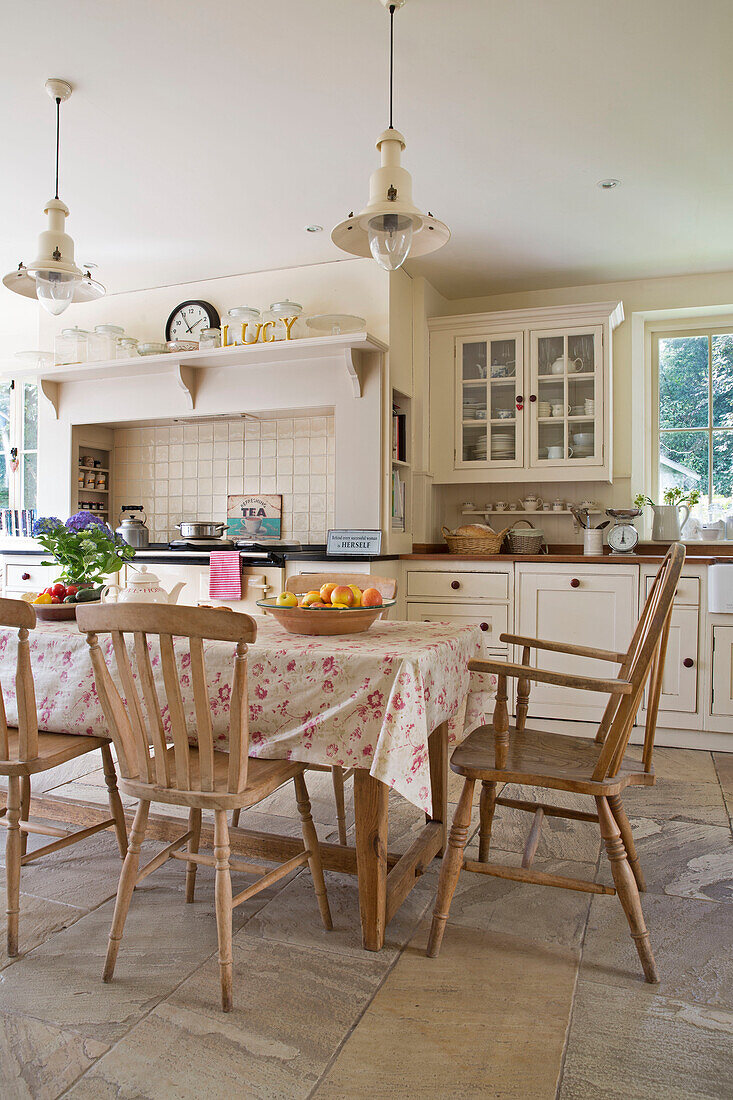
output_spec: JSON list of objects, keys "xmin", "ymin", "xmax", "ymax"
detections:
[{"xmin": 0, "ymin": 619, "xmax": 496, "ymax": 812}]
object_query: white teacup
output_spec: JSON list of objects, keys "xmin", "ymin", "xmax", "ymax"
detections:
[
  {"xmin": 551, "ymin": 403, "xmax": 570, "ymax": 417},
  {"xmin": 494, "ymin": 501, "xmax": 508, "ymax": 511},
  {"xmin": 547, "ymin": 445, "xmax": 571, "ymax": 459},
  {"xmin": 552, "ymin": 499, "xmax": 564, "ymax": 511},
  {"xmin": 243, "ymin": 517, "xmax": 263, "ymax": 534}
]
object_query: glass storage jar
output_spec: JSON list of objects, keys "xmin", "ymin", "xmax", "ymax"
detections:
[
  {"xmin": 263, "ymin": 300, "xmax": 303, "ymax": 341},
  {"xmin": 88, "ymin": 324, "xmax": 125, "ymax": 362},
  {"xmin": 199, "ymin": 326, "xmax": 221, "ymax": 349},
  {"xmin": 54, "ymin": 326, "xmax": 89, "ymax": 365},
  {"xmin": 225, "ymin": 307, "xmax": 260, "ymax": 345},
  {"xmin": 116, "ymin": 337, "xmax": 139, "ymax": 359}
]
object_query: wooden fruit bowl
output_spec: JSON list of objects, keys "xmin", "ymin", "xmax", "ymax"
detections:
[
  {"xmin": 31, "ymin": 602, "xmax": 81, "ymax": 621},
  {"xmin": 257, "ymin": 599, "xmax": 396, "ymax": 636}
]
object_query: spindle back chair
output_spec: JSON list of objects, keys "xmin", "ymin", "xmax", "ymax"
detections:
[
  {"xmin": 77, "ymin": 602, "xmax": 331, "ymax": 1011},
  {"xmin": 427, "ymin": 544, "xmax": 685, "ymax": 984},
  {"xmin": 0, "ymin": 597, "xmax": 127, "ymax": 957}
]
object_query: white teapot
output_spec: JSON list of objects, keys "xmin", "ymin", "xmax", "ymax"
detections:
[{"xmin": 101, "ymin": 565, "xmax": 185, "ymax": 605}]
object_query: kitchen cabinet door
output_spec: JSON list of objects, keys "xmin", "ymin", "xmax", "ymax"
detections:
[
  {"xmin": 455, "ymin": 333, "xmax": 524, "ymax": 470},
  {"xmin": 643, "ymin": 606, "xmax": 699, "ymax": 718},
  {"xmin": 407, "ymin": 602, "xmax": 509, "ymax": 654},
  {"xmin": 529, "ymin": 326, "xmax": 604, "ymax": 471},
  {"xmin": 711, "ymin": 626, "xmax": 733, "ymax": 717},
  {"xmin": 516, "ymin": 567, "xmax": 638, "ymax": 721}
]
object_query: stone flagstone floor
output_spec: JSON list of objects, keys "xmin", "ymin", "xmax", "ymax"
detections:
[{"xmin": 0, "ymin": 746, "xmax": 732, "ymax": 1099}]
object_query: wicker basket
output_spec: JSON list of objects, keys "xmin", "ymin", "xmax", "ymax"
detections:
[
  {"xmin": 441, "ymin": 525, "xmax": 510, "ymax": 556},
  {"xmin": 504, "ymin": 519, "xmax": 546, "ymax": 555}
]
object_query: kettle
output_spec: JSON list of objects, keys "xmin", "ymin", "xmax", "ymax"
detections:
[{"xmin": 116, "ymin": 506, "xmax": 150, "ymax": 548}]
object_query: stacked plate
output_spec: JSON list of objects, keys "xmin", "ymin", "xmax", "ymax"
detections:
[{"xmin": 491, "ymin": 429, "xmax": 515, "ymax": 460}]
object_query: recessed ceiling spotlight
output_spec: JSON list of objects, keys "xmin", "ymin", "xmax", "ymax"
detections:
[
  {"xmin": 305, "ymin": 224, "xmax": 323, "ymax": 233},
  {"xmin": 597, "ymin": 178, "xmax": 621, "ymax": 190}
]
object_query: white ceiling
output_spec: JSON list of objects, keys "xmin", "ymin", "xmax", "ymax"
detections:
[{"xmin": 3, "ymin": 0, "xmax": 733, "ymax": 302}]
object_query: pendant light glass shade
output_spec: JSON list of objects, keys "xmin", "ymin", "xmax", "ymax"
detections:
[
  {"xmin": 368, "ymin": 212, "xmax": 414, "ymax": 270},
  {"xmin": 34, "ymin": 269, "xmax": 78, "ymax": 315}
]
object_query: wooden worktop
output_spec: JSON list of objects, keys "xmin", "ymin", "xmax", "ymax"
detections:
[{"xmin": 402, "ymin": 542, "xmax": 732, "ymax": 564}]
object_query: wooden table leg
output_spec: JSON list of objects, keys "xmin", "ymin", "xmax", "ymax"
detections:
[
  {"xmin": 354, "ymin": 769, "xmax": 389, "ymax": 951},
  {"xmin": 427, "ymin": 720, "xmax": 449, "ymax": 855}
]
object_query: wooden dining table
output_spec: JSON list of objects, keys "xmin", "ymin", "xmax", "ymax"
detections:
[{"xmin": 0, "ymin": 616, "xmax": 491, "ymax": 950}]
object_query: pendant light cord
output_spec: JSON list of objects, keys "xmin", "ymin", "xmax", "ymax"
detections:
[
  {"xmin": 389, "ymin": 3, "xmax": 395, "ymax": 129},
  {"xmin": 54, "ymin": 95, "xmax": 61, "ymax": 200}
]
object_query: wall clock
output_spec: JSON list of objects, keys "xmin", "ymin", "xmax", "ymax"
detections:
[{"xmin": 165, "ymin": 300, "xmax": 220, "ymax": 342}]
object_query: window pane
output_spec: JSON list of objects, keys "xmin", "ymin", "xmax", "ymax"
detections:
[
  {"xmin": 659, "ymin": 430, "xmax": 708, "ymax": 513},
  {"xmin": 0, "ymin": 382, "xmax": 11, "ymax": 507},
  {"xmin": 22, "ymin": 453, "xmax": 37, "ymax": 512},
  {"xmin": 712, "ymin": 430, "xmax": 733, "ymax": 506},
  {"xmin": 23, "ymin": 383, "xmax": 38, "ymax": 450},
  {"xmin": 712, "ymin": 334, "xmax": 733, "ymax": 428},
  {"xmin": 659, "ymin": 335, "xmax": 709, "ymax": 430}
]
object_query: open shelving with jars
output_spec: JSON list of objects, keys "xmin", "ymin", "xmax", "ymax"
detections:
[{"xmin": 429, "ymin": 301, "xmax": 624, "ymax": 484}]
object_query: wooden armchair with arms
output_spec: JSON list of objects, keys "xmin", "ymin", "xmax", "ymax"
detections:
[
  {"xmin": 77, "ymin": 602, "xmax": 331, "ymax": 1012},
  {"xmin": 427, "ymin": 543, "xmax": 686, "ymax": 983}
]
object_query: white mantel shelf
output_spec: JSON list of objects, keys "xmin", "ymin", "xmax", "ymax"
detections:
[{"xmin": 7, "ymin": 332, "xmax": 388, "ymax": 417}]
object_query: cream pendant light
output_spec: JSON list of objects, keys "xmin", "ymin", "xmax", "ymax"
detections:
[
  {"xmin": 331, "ymin": 0, "xmax": 449, "ymax": 271},
  {"xmin": 3, "ymin": 79, "xmax": 104, "ymax": 315}
]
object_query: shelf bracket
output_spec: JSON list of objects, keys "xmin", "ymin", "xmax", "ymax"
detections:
[
  {"xmin": 39, "ymin": 379, "xmax": 60, "ymax": 419},
  {"xmin": 174, "ymin": 363, "xmax": 197, "ymax": 410},
  {"xmin": 343, "ymin": 348, "xmax": 364, "ymax": 398}
]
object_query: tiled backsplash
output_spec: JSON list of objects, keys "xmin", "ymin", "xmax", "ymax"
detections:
[{"xmin": 112, "ymin": 415, "xmax": 335, "ymax": 543}]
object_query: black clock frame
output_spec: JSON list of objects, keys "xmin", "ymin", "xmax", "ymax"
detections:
[{"xmin": 165, "ymin": 300, "xmax": 221, "ymax": 342}]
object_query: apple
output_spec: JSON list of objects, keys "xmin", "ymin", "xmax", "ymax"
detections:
[
  {"xmin": 361, "ymin": 587, "xmax": 383, "ymax": 608},
  {"xmin": 319, "ymin": 582, "xmax": 338, "ymax": 604},
  {"xmin": 348, "ymin": 585, "xmax": 362, "ymax": 607},
  {"xmin": 331, "ymin": 585, "xmax": 355, "ymax": 607},
  {"xmin": 276, "ymin": 591, "xmax": 298, "ymax": 607},
  {"xmin": 300, "ymin": 590, "xmax": 323, "ymax": 607}
]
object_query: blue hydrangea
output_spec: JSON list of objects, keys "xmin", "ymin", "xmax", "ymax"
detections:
[
  {"xmin": 65, "ymin": 510, "xmax": 106, "ymax": 533},
  {"xmin": 32, "ymin": 516, "xmax": 64, "ymax": 536}
]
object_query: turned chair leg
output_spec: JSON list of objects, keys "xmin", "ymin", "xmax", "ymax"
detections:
[
  {"xmin": 5, "ymin": 776, "xmax": 21, "ymax": 957},
  {"xmin": 214, "ymin": 810, "xmax": 233, "ymax": 1012},
  {"xmin": 185, "ymin": 808, "xmax": 202, "ymax": 903},
  {"xmin": 427, "ymin": 777, "xmax": 475, "ymax": 958},
  {"xmin": 294, "ymin": 773, "xmax": 332, "ymax": 930},
  {"xmin": 101, "ymin": 743, "xmax": 128, "ymax": 858},
  {"xmin": 103, "ymin": 799, "xmax": 150, "ymax": 984},
  {"xmin": 332, "ymin": 766, "xmax": 348, "ymax": 846},
  {"xmin": 478, "ymin": 780, "xmax": 497, "ymax": 862},
  {"xmin": 608, "ymin": 793, "xmax": 646, "ymax": 892},
  {"xmin": 19, "ymin": 775, "xmax": 30, "ymax": 858},
  {"xmin": 597, "ymin": 796, "xmax": 658, "ymax": 984}
]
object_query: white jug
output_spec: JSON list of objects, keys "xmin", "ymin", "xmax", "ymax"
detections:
[
  {"xmin": 651, "ymin": 504, "xmax": 689, "ymax": 542},
  {"xmin": 101, "ymin": 565, "xmax": 186, "ymax": 605}
]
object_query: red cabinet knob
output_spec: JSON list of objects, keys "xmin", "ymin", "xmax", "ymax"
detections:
[
  {"xmin": 451, "ymin": 580, "xmax": 460, "ymax": 590},
  {"xmin": 570, "ymin": 578, "xmax": 581, "ymax": 588},
  {"xmin": 21, "ymin": 572, "xmax": 30, "ymax": 581},
  {"xmin": 479, "ymin": 622, "xmax": 489, "ymax": 631},
  {"xmin": 683, "ymin": 657, "xmax": 694, "ymax": 668}
]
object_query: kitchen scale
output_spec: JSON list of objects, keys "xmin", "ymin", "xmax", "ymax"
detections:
[{"xmin": 605, "ymin": 508, "xmax": 642, "ymax": 554}]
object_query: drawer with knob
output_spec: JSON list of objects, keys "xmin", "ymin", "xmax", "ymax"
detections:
[
  {"xmin": 406, "ymin": 569, "xmax": 509, "ymax": 601},
  {"xmin": 644, "ymin": 574, "xmax": 700, "ymax": 607},
  {"xmin": 4, "ymin": 560, "xmax": 60, "ymax": 594},
  {"xmin": 406, "ymin": 602, "xmax": 509, "ymax": 653}
]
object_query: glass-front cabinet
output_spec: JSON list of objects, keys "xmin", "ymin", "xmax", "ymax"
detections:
[
  {"xmin": 456, "ymin": 332, "xmax": 524, "ymax": 469},
  {"xmin": 530, "ymin": 326, "xmax": 603, "ymax": 469},
  {"xmin": 429, "ymin": 301, "xmax": 622, "ymax": 484}
]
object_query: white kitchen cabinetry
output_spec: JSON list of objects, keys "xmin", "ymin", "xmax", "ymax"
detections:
[
  {"xmin": 711, "ymin": 627, "xmax": 733, "ymax": 719},
  {"xmin": 639, "ymin": 566, "xmax": 704, "ymax": 730},
  {"xmin": 3, "ymin": 556, "xmax": 60, "ymax": 596},
  {"xmin": 429, "ymin": 301, "xmax": 623, "ymax": 484},
  {"xmin": 514, "ymin": 563, "xmax": 638, "ymax": 721}
]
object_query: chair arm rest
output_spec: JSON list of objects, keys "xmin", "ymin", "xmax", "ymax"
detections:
[
  {"xmin": 468, "ymin": 658, "xmax": 633, "ymax": 695},
  {"xmin": 499, "ymin": 633, "xmax": 626, "ymax": 664}
]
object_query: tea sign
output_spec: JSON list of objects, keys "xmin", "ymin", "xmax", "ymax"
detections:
[{"xmin": 227, "ymin": 494, "xmax": 282, "ymax": 539}]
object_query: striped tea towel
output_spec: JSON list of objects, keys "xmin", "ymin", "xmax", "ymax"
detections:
[{"xmin": 208, "ymin": 551, "xmax": 242, "ymax": 598}]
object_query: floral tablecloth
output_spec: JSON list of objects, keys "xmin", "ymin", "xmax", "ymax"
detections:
[{"xmin": 0, "ymin": 619, "xmax": 495, "ymax": 812}]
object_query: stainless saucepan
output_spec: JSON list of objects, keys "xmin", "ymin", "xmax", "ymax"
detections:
[{"xmin": 175, "ymin": 521, "xmax": 227, "ymax": 539}]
